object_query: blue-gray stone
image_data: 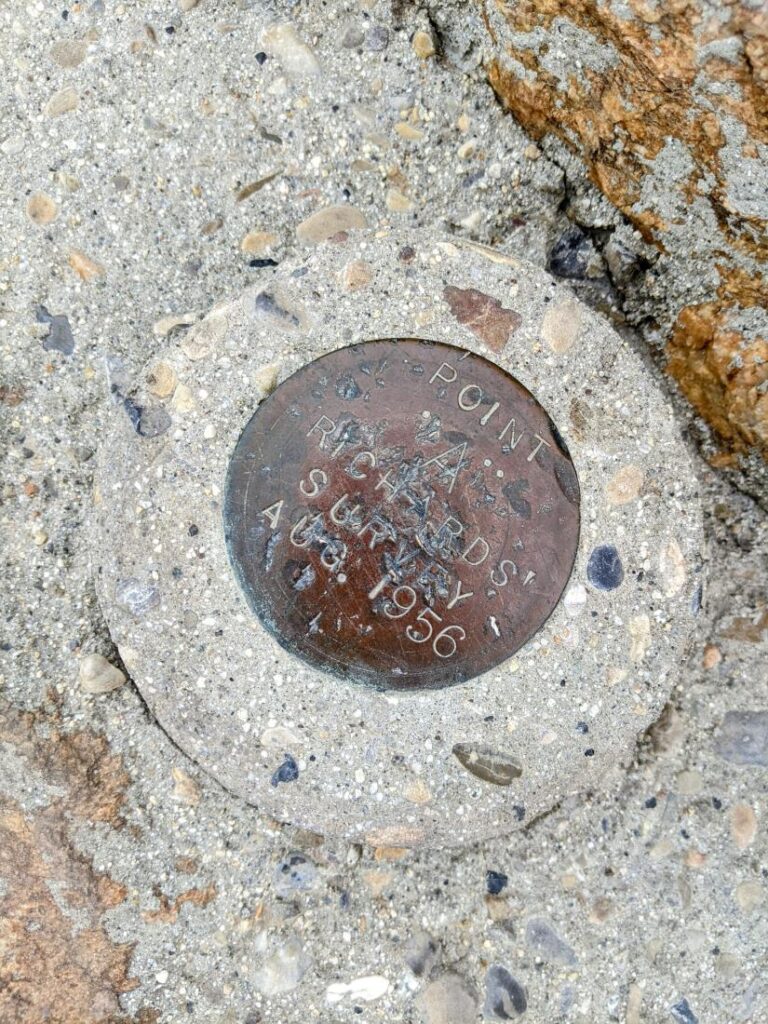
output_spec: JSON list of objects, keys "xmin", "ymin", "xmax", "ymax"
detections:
[
  {"xmin": 36, "ymin": 305, "xmax": 75, "ymax": 355},
  {"xmin": 273, "ymin": 852, "xmax": 316, "ymax": 897},
  {"xmin": 483, "ymin": 965, "xmax": 527, "ymax": 1019},
  {"xmin": 586, "ymin": 544, "xmax": 624, "ymax": 591},
  {"xmin": 524, "ymin": 918, "xmax": 578, "ymax": 965},
  {"xmin": 670, "ymin": 997, "xmax": 698, "ymax": 1024},
  {"xmin": 714, "ymin": 711, "xmax": 768, "ymax": 767}
]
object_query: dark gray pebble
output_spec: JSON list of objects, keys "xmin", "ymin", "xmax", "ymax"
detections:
[
  {"xmin": 483, "ymin": 964, "xmax": 527, "ymax": 1019},
  {"xmin": 271, "ymin": 753, "xmax": 299, "ymax": 786},
  {"xmin": 36, "ymin": 305, "xmax": 75, "ymax": 355},
  {"xmin": 586, "ymin": 544, "xmax": 624, "ymax": 591},
  {"xmin": 670, "ymin": 997, "xmax": 698, "ymax": 1024}
]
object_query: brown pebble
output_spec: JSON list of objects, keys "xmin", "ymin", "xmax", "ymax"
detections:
[
  {"xmin": 172, "ymin": 766, "xmax": 201, "ymax": 806},
  {"xmin": 241, "ymin": 230, "xmax": 279, "ymax": 254},
  {"xmin": 412, "ymin": 29, "xmax": 436, "ymax": 59},
  {"xmin": 702, "ymin": 644, "xmax": 722, "ymax": 669},
  {"xmin": 146, "ymin": 362, "xmax": 177, "ymax": 398},
  {"xmin": 341, "ymin": 259, "xmax": 373, "ymax": 291},
  {"xmin": 731, "ymin": 804, "xmax": 757, "ymax": 849},
  {"xmin": 605, "ymin": 465, "xmax": 644, "ymax": 505},
  {"xmin": 296, "ymin": 205, "xmax": 367, "ymax": 244},
  {"xmin": 26, "ymin": 192, "xmax": 58, "ymax": 225},
  {"xmin": 69, "ymin": 249, "xmax": 104, "ymax": 281}
]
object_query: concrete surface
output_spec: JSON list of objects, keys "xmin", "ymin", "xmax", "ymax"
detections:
[{"xmin": 1, "ymin": 2, "xmax": 766, "ymax": 1022}]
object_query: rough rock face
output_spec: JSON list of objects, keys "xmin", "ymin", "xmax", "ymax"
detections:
[{"xmin": 481, "ymin": 0, "xmax": 767, "ymax": 485}]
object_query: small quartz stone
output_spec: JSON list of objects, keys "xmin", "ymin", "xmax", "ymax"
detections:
[
  {"xmin": 296, "ymin": 205, "xmax": 367, "ymax": 243},
  {"xmin": 115, "ymin": 578, "xmax": 160, "ymax": 618},
  {"xmin": 541, "ymin": 298, "xmax": 582, "ymax": 354},
  {"xmin": 79, "ymin": 653, "xmax": 126, "ymax": 694},
  {"xmin": 255, "ymin": 938, "xmax": 310, "ymax": 995},
  {"xmin": 260, "ymin": 23, "xmax": 321, "ymax": 78},
  {"xmin": 327, "ymin": 976, "xmax": 390, "ymax": 1005}
]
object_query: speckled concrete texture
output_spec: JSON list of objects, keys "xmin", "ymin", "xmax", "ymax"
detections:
[
  {"xmin": 1, "ymin": 2, "xmax": 766, "ymax": 1022},
  {"xmin": 94, "ymin": 231, "xmax": 703, "ymax": 847}
]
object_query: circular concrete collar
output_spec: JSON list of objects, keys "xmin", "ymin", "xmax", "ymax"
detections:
[{"xmin": 94, "ymin": 231, "xmax": 703, "ymax": 847}]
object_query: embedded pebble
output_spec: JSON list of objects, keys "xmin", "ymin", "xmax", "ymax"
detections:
[
  {"xmin": 69, "ymin": 249, "xmax": 104, "ymax": 282},
  {"xmin": 486, "ymin": 870, "xmax": 508, "ymax": 895},
  {"xmin": 172, "ymin": 766, "xmax": 201, "ymax": 805},
  {"xmin": 326, "ymin": 975, "xmax": 390, "ymax": 1004},
  {"xmin": 540, "ymin": 298, "xmax": 581, "ymax": 354},
  {"xmin": 241, "ymin": 230, "xmax": 279, "ymax": 254},
  {"xmin": 605, "ymin": 465, "xmax": 644, "ymax": 505},
  {"xmin": 734, "ymin": 880, "xmax": 762, "ymax": 913},
  {"xmin": 453, "ymin": 743, "xmax": 522, "ymax": 786},
  {"xmin": 403, "ymin": 931, "xmax": 438, "ymax": 977},
  {"xmin": 586, "ymin": 544, "xmax": 624, "ymax": 591},
  {"xmin": 628, "ymin": 614, "xmax": 651, "ymax": 663},
  {"xmin": 563, "ymin": 583, "xmax": 587, "ymax": 618},
  {"xmin": 296, "ymin": 205, "xmax": 368, "ymax": 243},
  {"xmin": 145, "ymin": 362, "xmax": 177, "ymax": 398},
  {"xmin": 412, "ymin": 29, "xmax": 436, "ymax": 59},
  {"xmin": 366, "ymin": 25, "xmax": 390, "ymax": 52},
  {"xmin": 340, "ymin": 24, "xmax": 365, "ymax": 49},
  {"xmin": 660, "ymin": 539, "xmax": 686, "ymax": 597},
  {"xmin": 524, "ymin": 918, "xmax": 577, "ymax": 965},
  {"xmin": 271, "ymin": 754, "xmax": 299, "ymax": 786},
  {"xmin": 255, "ymin": 938, "xmax": 310, "ymax": 995},
  {"xmin": 715, "ymin": 711, "xmax": 768, "ymax": 766},
  {"xmin": 670, "ymin": 997, "xmax": 699, "ymax": 1024},
  {"xmin": 417, "ymin": 974, "xmax": 477, "ymax": 1024},
  {"xmin": 123, "ymin": 398, "xmax": 172, "ymax": 438},
  {"xmin": 36, "ymin": 305, "xmax": 75, "ymax": 355},
  {"xmin": 260, "ymin": 23, "xmax": 321, "ymax": 78},
  {"xmin": 44, "ymin": 86, "xmax": 79, "ymax": 116},
  {"xmin": 548, "ymin": 226, "xmax": 595, "ymax": 279},
  {"xmin": 730, "ymin": 804, "xmax": 757, "ymax": 849},
  {"xmin": 341, "ymin": 259, "xmax": 373, "ymax": 291},
  {"xmin": 444, "ymin": 286, "xmax": 521, "ymax": 353},
  {"xmin": 273, "ymin": 852, "xmax": 317, "ymax": 896},
  {"xmin": 181, "ymin": 311, "xmax": 227, "ymax": 360},
  {"xmin": 253, "ymin": 363, "xmax": 281, "ymax": 398},
  {"xmin": 51, "ymin": 39, "xmax": 87, "ymax": 68},
  {"xmin": 178, "ymin": 0, "xmax": 200, "ymax": 10},
  {"xmin": 171, "ymin": 383, "xmax": 196, "ymax": 414},
  {"xmin": 404, "ymin": 777, "xmax": 432, "ymax": 804},
  {"xmin": 153, "ymin": 312, "xmax": 198, "ymax": 337},
  {"xmin": 78, "ymin": 653, "xmax": 126, "ymax": 694},
  {"xmin": 115, "ymin": 579, "xmax": 160, "ymax": 618},
  {"xmin": 26, "ymin": 192, "xmax": 58, "ymax": 225},
  {"xmin": 483, "ymin": 964, "xmax": 527, "ymax": 1019}
]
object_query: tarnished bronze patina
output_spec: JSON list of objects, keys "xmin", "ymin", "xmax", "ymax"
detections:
[{"xmin": 224, "ymin": 339, "xmax": 580, "ymax": 690}]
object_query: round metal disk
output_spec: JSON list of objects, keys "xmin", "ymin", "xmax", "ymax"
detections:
[{"xmin": 224, "ymin": 339, "xmax": 580, "ymax": 689}]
